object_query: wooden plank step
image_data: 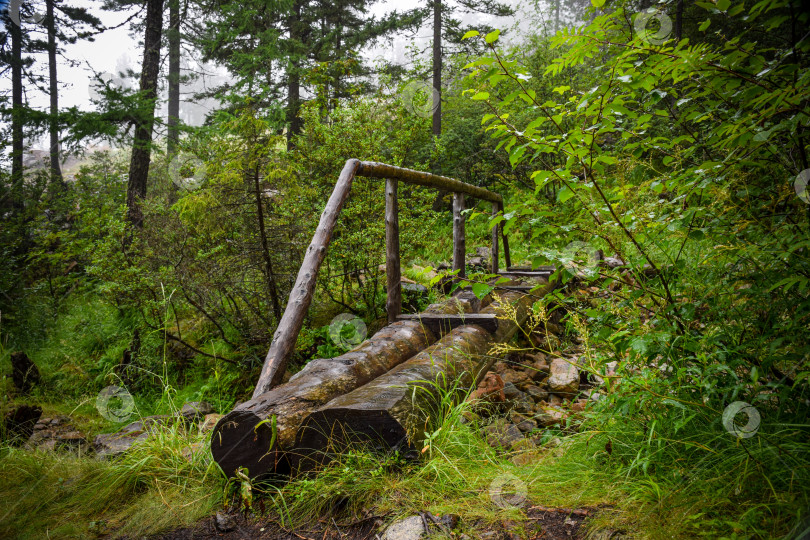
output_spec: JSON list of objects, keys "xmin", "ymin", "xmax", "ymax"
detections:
[
  {"xmin": 498, "ymin": 270, "xmax": 554, "ymax": 278},
  {"xmin": 395, "ymin": 313, "xmax": 499, "ymax": 334},
  {"xmin": 458, "ymin": 285, "xmax": 545, "ymax": 293},
  {"xmin": 506, "ymin": 265, "xmax": 556, "ymax": 273}
]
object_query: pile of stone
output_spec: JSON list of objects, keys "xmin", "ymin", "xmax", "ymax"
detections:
[
  {"xmin": 28, "ymin": 415, "xmax": 91, "ymax": 453},
  {"xmin": 467, "ymin": 352, "xmax": 609, "ymax": 452},
  {"xmin": 93, "ymin": 401, "xmax": 222, "ymax": 458},
  {"xmin": 3, "ymin": 401, "xmax": 222, "ymax": 459}
]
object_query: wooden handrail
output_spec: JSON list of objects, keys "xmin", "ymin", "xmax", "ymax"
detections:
[{"xmin": 251, "ymin": 159, "xmax": 507, "ymax": 397}]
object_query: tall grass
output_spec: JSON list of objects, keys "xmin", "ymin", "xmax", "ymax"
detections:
[{"xmin": 0, "ymin": 417, "xmax": 223, "ymax": 539}]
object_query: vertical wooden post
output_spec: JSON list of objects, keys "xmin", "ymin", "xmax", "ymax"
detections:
[
  {"xmin": 385, "ymin": 178, "xmax": 401, "ymax": 323},
  {"xmin": 499, "ymin": 201, "xmax": 512, "ymax": 270},
  {"xmin": 453, "ymin": 192, "xmax": 466, "ymax": 278},
  {"xmin": 491, "ymin": 201, "xmax": 499, "ymax": 274}
]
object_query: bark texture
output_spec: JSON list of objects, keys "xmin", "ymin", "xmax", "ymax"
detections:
[
  {"xmin": 294, "ymin": 287, "xmax": 549, "ymax": 471},
  {"xmin": 212, "ymin": 295, "xmax": 480, "ymax": 478},
  {"xmin": 125, "ymin": 0, "xmax": 164, "ymax": 229}
]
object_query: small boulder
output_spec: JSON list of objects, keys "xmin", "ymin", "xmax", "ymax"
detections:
[
  {"xmin": 534, "ymin": 407, "xmax": 566, "ymax": 427},
  {"xmin": 402, "ymin": 283, "xmax": 429, "ymax": 311},
  {"xmin": 483, "ymin": 418, "xmax": 525, "ymax": 450},
  {"xmin": 548, "ymin": 358, "xmax": 580, "ymax": 396},
  {"xmin": 468, "ymin": 256, "xmax": 486, "ymax": 268},
  {"xmin": 179, "ymin": 402, "xmax": 214, "ymax": 423},
  {"xmin": 469, "ymin": 372, "xmax": 505, "ymax": 403},
  {"xmin": 199, "ymin": 413, "xmax": 223, "ymax": 433},
  {"xmin": 502, "ymin": 382, "xmax": 522, "ymax": 401},
  {"xmin": 527, "ymin": 355, "xmax": 550, "ymax": 381},
  {"xmin": 382, "ymin": 515, "xmax": 425, "ymax": 540},
  {"xmin": 475, "ymin": 246, "xmax": 491, "ymax": 259},
  {"xmin": 214, "ymin": 511, "xmax": 237, "ymax": 533},
  {"xmin": 525, "ymin": 385, "xmax": 549, "ymax": 402},
  {"xmin": 510, "ymin": 413, "xmax": 537, "ymax": 433},
  {"xmin": 93, "ymin": 432, "xmax": 147, "ymax": 459},
  {"xmin": 501, "ymin": 369, "xmax": 530, "ymax": 389}
]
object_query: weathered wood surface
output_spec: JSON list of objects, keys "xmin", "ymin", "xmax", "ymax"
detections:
[
  {"xmin": 498, "ymin": 201, "xmax": 512, "ymax": 269},
  {"xmin": 491, "ymin": 201, "xmax": 500, "ymax": 274},
  {"xmin": 211, "ymin": 295, "xmax": 480, "ymax": 479},
  {"xmin": 453, "ymin": 192, "xmax": 466, "ymax": 278},
  {"xmin": 294, "ymin": 286, "xmax": 551, "ymax": 471},
  {"xmin": 253, "ymin": 159, "xmax": 361, "ymax": 397},
  {"xmin": 506, "ymin": 266, "xmax": 556, "ymax": 273},
  {"xmin": 395, "ymin": 313, "xmax": 499, "ymax": 334},
  {"xmin": 385, "ymin": 178, "xmax": 401, "ymax": 324},
  {"xmin": 357, "ymin": 161, "xmax": 502, "ymax": 204}
]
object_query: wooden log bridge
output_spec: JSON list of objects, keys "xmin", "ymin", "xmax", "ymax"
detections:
[
  {"xmin": 211, "ymin": 160, "xmax": 527, "ymax": 479},
  {"xmin": 211, "ymin": 294, "xmax": 482, "ymax": 478},
  {"xmin": 293, "ymin": 288, "xmax": 552, "ymax": 471}
]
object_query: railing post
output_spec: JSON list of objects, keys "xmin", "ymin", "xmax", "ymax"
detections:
[
  {"xmin": 499, "ymin": 201, "xmax": 512, "ymax": 269},
  {"xmin": 453, "ymin": 192, "xmax": 466, "ymax": 278},
  {"xmin": 252, "ymin": 159, "xmax": 361, "ymax": 397},
  {"xmin": 491, "ymin": 201, "xmax": 499, "ymax": 274},
  {"xmin": 385, "ymin": 178, "xmax": 401, "ymax": 323}
]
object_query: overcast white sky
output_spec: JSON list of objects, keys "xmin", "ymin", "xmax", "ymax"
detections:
[{"xmin": 2, "ymin": 0, "xmax": 560, "ymax": 150}]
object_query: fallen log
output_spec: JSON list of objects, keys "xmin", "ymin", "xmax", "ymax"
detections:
[
  {"xmin": 293, "ymin": 286, "xmax": 550, "ymax": 471},
  {"xmin": 210, "ymin": 293, "xmax": 481, "ymax": 479}
]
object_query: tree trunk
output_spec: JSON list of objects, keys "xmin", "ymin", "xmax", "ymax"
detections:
[
  {"xmin": 211, "ymin": 294, "xmax": 482, "ymax": 478},
  {"xmin": 167, "ymin": 0, "xmax": 180, "ymax": 206},
  {"xmin": 286, "ymin": 0, "xmax": 303, "ymax": 150},
  {"xmin": 431, "ymin": 0, "xmax": 442, "ymax": 138},
  {"xmin": 46, "ymin": 0, "xmax": 63, "ymax": 185},
  {"xmin": 10, "ymin": 12, "xmax": 24, "ymax": 208},
  {"xmin": 167, "ymin": 0, "xmax": 180, "ymax": 159},
  {"xmin": 674, "ymin": 0, "xmax": 683, "ymax": 41},
  {"xmin": 126, "ymin": 0, "xmax": 165, "ymax": 229},
  {"xmin": 294, "ymin": 288, "xmax": 549, "ymax": 471},
  {"xmin": 253, "ymin": 164, "xmax": 282, "ymax": 321}
]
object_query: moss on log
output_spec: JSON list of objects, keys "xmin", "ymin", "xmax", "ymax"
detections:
[
  {"xmin": 293, "ymin": 287, "xmax": 549, "ymax": 471},
  {"xmin": 210, "ymin": 294, "xmax": 480, "ymax": 479}
]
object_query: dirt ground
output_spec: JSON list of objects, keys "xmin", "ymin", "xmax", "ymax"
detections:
[{"xmin": 150, "ymin": 504, "xmax": 594, "ymax": 539}]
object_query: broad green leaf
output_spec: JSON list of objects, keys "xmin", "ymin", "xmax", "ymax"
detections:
[
  {"xmin": 462, "ymin": 30, "xmax": 480, "ymax": 40},
  {"xmin": 485, "ymin": 30, "xmax": 501, "ymax": 44}
]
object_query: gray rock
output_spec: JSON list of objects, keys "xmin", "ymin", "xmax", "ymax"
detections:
[
  {"xmin": 401, "ymin": 282, "xmax": 429, "ymax": 311},
  {"xmin": 214, "ymin": 511, "xmax": 236, "ymax": 533},
  {"xmin": 468, "ymin": 256, "xmax": 486, "ymax": 268},
  {"xmin": 475, "ymin": 246, "xmax": 491, "ymax": 259},
  {"xmin": 534, "ymin": 406, "xmax": 566, "ymax": 427},
  {"xmin": 382, "ymin": 515, "xmax": 425, "ymax": 540},
  {"xmin": 437, "ymin": 261, "xmax": 451, "ymax": 271},
  {"xmin": 483, "ymin": 418, "xmax": 524, "ymax": 450},
  {"xmin": 93, "ymin": 432, "xmax": 147, "ymax": 459},
  {"xmin": 548, "ymin": 358, "xmax": 579, "ymax": 396},
  {"xmin": 525, "ymin": 385, "xmax": 549, "ymax": 402},
  {"xmin": 503, "ymin": 382, "xmax": 521, "ymax": 400},
  {"xmin": 180, "ymin": 401, "xmax": 214, "ymax": 422}
]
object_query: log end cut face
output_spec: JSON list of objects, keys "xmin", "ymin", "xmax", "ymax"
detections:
[
  {"xmin": 210, "ymin": 410, "xmax": 289, "ymax": 478},
  {"xmin": 293, "ymin": 407, "xmax": 408, "ymax": 472}
]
